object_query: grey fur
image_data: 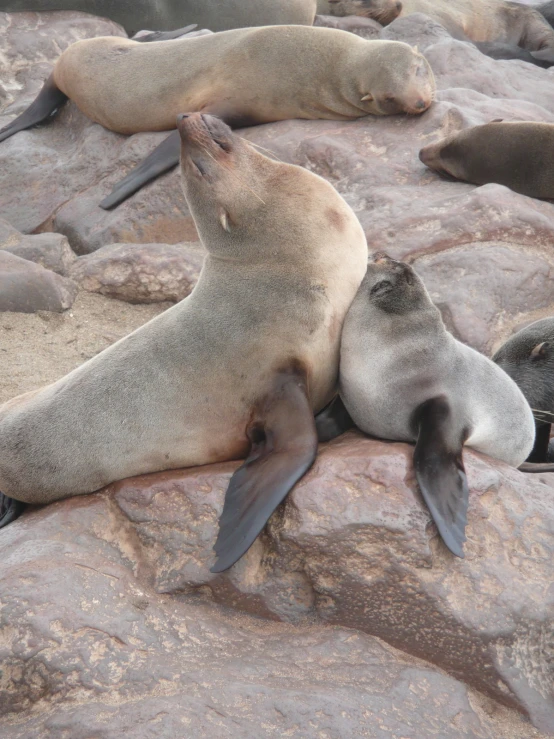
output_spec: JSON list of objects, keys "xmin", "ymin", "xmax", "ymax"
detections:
[
  {"xmin": 339, "ymin": 255, "xmax": 535, "ymax": 467},
  {"xmin": 0, "ymin": 114, "xmax": 368, "ymax": 504}
]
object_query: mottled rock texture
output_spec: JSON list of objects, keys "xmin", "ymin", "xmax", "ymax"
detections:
[
  {"xmin": 0, "ymin": 436, "xmax": 551, "ymax": 738},
  {"xmin": 69, "ymin": 242, "xmax": 204, "ymax": 303}
]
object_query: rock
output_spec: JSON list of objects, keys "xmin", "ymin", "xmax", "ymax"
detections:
[
  {"xmin": 0, "ymin": 479, "xmax": 547, "ymax": 739},
  {"xmin": 0, "ymin": 218, "xmax": 76, "ymax": 275},
  {"xmin": 108, "ymin": 434, "xmax": 554, "ymax": 735},
  {"xmin": 0, "ymin": 251, "xmax": 78, "ymax": 312},
  {"xmin": 69, "ymin": 242, "xmax": 205, "ymax": 303},
  {"xmin": 314, "ymin": 13, "xmax": 383, "ymax": 38}
]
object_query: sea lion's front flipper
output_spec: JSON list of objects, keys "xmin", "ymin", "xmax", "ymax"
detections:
[
  {"xmin": 211, "ymin": 367, "xmax": 317, "ymax": 573},
  {"xmin": 99, "ymin": 130, "xmax": 181, "ymax": 209},
  {"xmin": 412, "ymin": 396, "xmax": 469, "ymax": 558},
  {"xmin": 315, "ymin": 394, "xmax": 354, "ymax": 442},
  {"xmin": 132, "ymin": 24, "xmax": 198, "ymax": 42},
  {"xmin": 0, "ymin": 493, "xmax": 25, "ymax": 529},
  {"xmin": 0, "ymin": 74, "xmax": 68, "ymax": 144}
]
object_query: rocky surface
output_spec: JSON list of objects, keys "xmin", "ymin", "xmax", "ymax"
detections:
[
  {"xmin": 69, "ymin": 242, "xmax": 204, "ymax": 303},
  {"xmin": 0, "ymin": 218, "xmax": 76, "ymax": 275},
  {"xmin": 0, "ymin": 251, "xmax": 78, "ymax": 312},
  {"xmin": 1, "ymin": 7, "xmax": 554, "ymax": 738},
  {"xmin": 0, "ymin": 435, "xmax": 550, "ymax": 739}
]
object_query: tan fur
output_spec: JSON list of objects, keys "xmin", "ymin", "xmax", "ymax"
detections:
[
  {"xmin": 329, "ymin": 0, "xmax": 554, "ymax": 51},
  {"xmin": 52, "ymin": 25, "xmax": 435, "ymax": 135},
  {"xmin": 0, "ymin": 114, "xmax": 368, "ymax": 504}
]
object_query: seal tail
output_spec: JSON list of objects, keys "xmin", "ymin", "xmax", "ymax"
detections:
[
  {"xmin": 0, "ymin": 74, "xmax": 68, "ymax": 144},
  {"xmin": 518, "ymin": 462, "xmax": 554, "ymax": 472},
  {"xmin": 0, "ymin": 493, "xmax": 25, "ymax": 528}
]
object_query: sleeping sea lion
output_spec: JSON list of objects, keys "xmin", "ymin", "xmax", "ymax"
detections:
[
  {"xmin": 0, "ymin": 113, "xmax": 369, "ymax": 572},
  {"xmin": 0, "ymin": 0, "xmax": 318, "ymax": 37},
  {"xmin": 327, "ymin": 0, "xmax": 554, "ymax": 56},
  {"xmin": 0, "ymin": 25, "xmax": 436, "ymax": 208},
  {"xmin": 493, "ymin": 317, "xmax": 554, "ymax": 471},
  {"xmin": 419, "ymin": 121, "xmax": 554, "ymax": 199},
  {"xmin": 318, "ymin": 254, "xmax": 535, "ymax": 557}
]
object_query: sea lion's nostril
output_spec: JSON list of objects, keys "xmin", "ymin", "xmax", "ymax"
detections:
[{"xmin": 415, "ymin": 99, "xmax": 427, "ymax": 110}]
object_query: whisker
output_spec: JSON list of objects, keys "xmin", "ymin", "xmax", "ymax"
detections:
[{"xmin": 200, "ymin": 145, "xmax": 266, "ymax": 204}]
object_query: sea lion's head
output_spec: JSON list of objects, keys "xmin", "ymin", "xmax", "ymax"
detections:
[
  {"xmin": 360, "ymin": 252, "xmax": 429, "ymax": 313},
  {"xmin": 177, "ymin": 113, "xmax": 362, "ymax": 261},
  {"xmin": 356, "ymin": 42, "xmax": 435, "ymax": 116},
  {"xmin": 328, "ymin": 0, "xmax": 402, "ymax": 25},
  {"xmin": 418, "ymin": 128, "xmax": 478, "ymax": 182}
]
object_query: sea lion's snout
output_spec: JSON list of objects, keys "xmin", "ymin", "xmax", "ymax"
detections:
[{"xmin": 176, "ymin": 112, "xmax": 234, "ymax": 152}]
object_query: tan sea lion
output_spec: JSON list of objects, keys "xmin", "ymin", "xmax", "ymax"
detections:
[
  {"xmin": 0, "ymin": 25, "xmax": 436, "ymax": 208},
  {"xmin": 328, "ymin": 0, "xmax": 554, "ymax": 55},
  {"xmin": 0, "ymin": 0, "xmax": 318, "ymax": 37},
  {"xmin": 0, "ymin": 113, "xmax": 368, "ymax": 572},
  {"xmin": 318, "ymin": 0, "xmax": 401, "ymax": 24},
  {"xmin": 317, "ymin": 254, "xmax": 535, "ymax": 557},
  {"xmin": 419, "ymin": 121, "xmax": 554, "ymax": 199}
]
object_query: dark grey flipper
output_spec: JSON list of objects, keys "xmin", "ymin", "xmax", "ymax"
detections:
[
  {"xmin": 315, "ymin": 394, "xmax": 354, "ymax": 442},
  {"xmin": 0, "ymin": 74, "xmax": 68, "ymax": 143},
  {"xmin": 476, "ymin": 42, "xmax": 554, "ymax": 68},
  {"xmin": 211, "ymin": 366, "xmax": 318, "ymax": 573},
  {"xmin": 519, "ymin": 461, "xmax": 554, "ymax": 472},
  {"xmin": 527, "ymin": 422, "xmax": 551, "ymax": 462},
  {"xmin": 132, "ymin": 24, "xmax": 197, "ymax": 42},
  {"xmin": 99, "ymin": 130, "xmax": 181, "ymax": 209},
  {"xmin": 412, "ymin": 396, "xmax": 469, "ymax": 558},
  {"xmin": 0, "ymin": 493, "xmax": 25, "ymax": 528},
  {"xmin": 100, "ymin": 106, "xmax": 262, "ymax": 209}
]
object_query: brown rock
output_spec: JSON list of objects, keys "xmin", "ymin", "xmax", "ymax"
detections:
[
  {"xmin": 69, "ymin": 242, "xmax": 205, "ymax": 303},
  {"xmin": 0, "ymin": 485, "xmax": 547, "ymax": 739},
  {"xmin": 110, "ymin": 433, "xmax": 554, "ymax": 734},
  {"xmin": 0, "ymin": 251, "xmax": 78, "ymax": 312},
  {"xmin": 0, "ymin": 217, "xmax": 76, "ymax": 275}
]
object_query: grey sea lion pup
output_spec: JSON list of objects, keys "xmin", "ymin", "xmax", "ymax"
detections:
[
  {"xmin": 0, "ymin": 25, "xmax": 436, "ymax": 208},
  {"xmin": 493, "ymin": 317, "xmax": 554, "ymax": 471},
  {"xmin": 0, "ymin": 113, "xmax": 368, "ymax": 572},
  {"xmin": 419, "ymin": 121, "xmax": 554, "ymax": 199},
  {"xmin": 0, "ymin": 0, "xmax": 318, "ymax": 37},
  {"xmin": 318, "ymin": 254, "xmax": 535, "ymax": 557},
  {"xmin": 327, "ymin": 0, "xmax": 554, "ymax": 57}
]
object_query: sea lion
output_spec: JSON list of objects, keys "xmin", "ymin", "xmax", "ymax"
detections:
[
  {"xmin": 418, "ymin": 121, "xmax": 554, "ymax": 199},
  {"xmin": 321, "ymin": 253, "xmax": 534, "ymax": 557},
  {"xmin": 0, "ymin": 25, "xmax": 435, "ymax": 208},
  {"xmin": 0, "ymin": 113, "xmax": 368, "ymax": 573},
  {"xmin": 318, "ymin": 0, "xmax": 401, "ymax": 24},
  {"xmin": 493, "ymin": 317, "xmax": 554, "ymax": 470},
  {"xmin": 538, "ymin": 1, "xmax": 554, "ymax": 28},
  {"xmin": 327, "ymin": 0, "xmax": 554, "ymax": 55},
  {"xmin": 0, "ymin": 0, "xmax": 318, "ymax": 37}
]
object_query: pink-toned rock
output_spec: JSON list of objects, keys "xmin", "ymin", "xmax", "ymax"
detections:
[
  {"xmin": 0, "ymin": 460, "xmax": 548, "ymax": 739},
  {"xmin": 314, "ymin": 13, "xmax": 382, "ymax": 38},
  {"xmin": 108, "ymin": 434, "xmax": 554, "ymax": 735},
  {"xmin": 69, "ymin": 242, "xmax": 204, "ymax": 303},
  {"xmin": 0, "ymin": 217, "xmax": 76, "ymax": 275},
  {"xmin": 0, "ymin": 251, "xmax": 78, "ymax": 312}
]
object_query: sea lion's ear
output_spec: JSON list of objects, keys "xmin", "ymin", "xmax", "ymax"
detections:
[
  {"xmin": 531, "ymin": 341, "xmax": 550, "ymax": 361},
  {"xmin": 412, "ymin": 395, "xmax": 468, "ymax": 558},
  {"xmin": 219, "ymin": 210, "xmax": 231, "ymax": 233},
  {"xmin": 210, "ymin": 364, "xmax": 317, "ymax": 573},
  {"xmin": 361, "ymin": 93, "xmax": 374, "ymax": 102},
  {"xmin": 412, "ymin": 45, "xmax": 419, "ymax": 53}
]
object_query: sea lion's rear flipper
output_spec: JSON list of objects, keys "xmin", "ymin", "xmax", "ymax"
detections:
[
  {"xmin": 211, "ymin": 367, "xmax": 317, "ymax": 573},
  {"xmin": 518, "ymin": 461, "xmax": 554, "ymax": 472},
  {"xmin": 412, "ymin": 396, "xmax": 469, "ymax": 558},
  {"xmin": 0, "ymin": 493, "xmax": 25, "ymax": 529},
  {"xmin": 132, "ymin": 24, "xmax": 198, "ymax": 42},
  {"xmin": 99, "ymin": 130, "xmax": 181, "ymax": 209},
  {"xmin": 315, "ymin": 394, "xmax": 354, "ymax": 442},
  {"xmin": 0, "ymin": 74, "xmax": 68, "ymax": 144}
]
